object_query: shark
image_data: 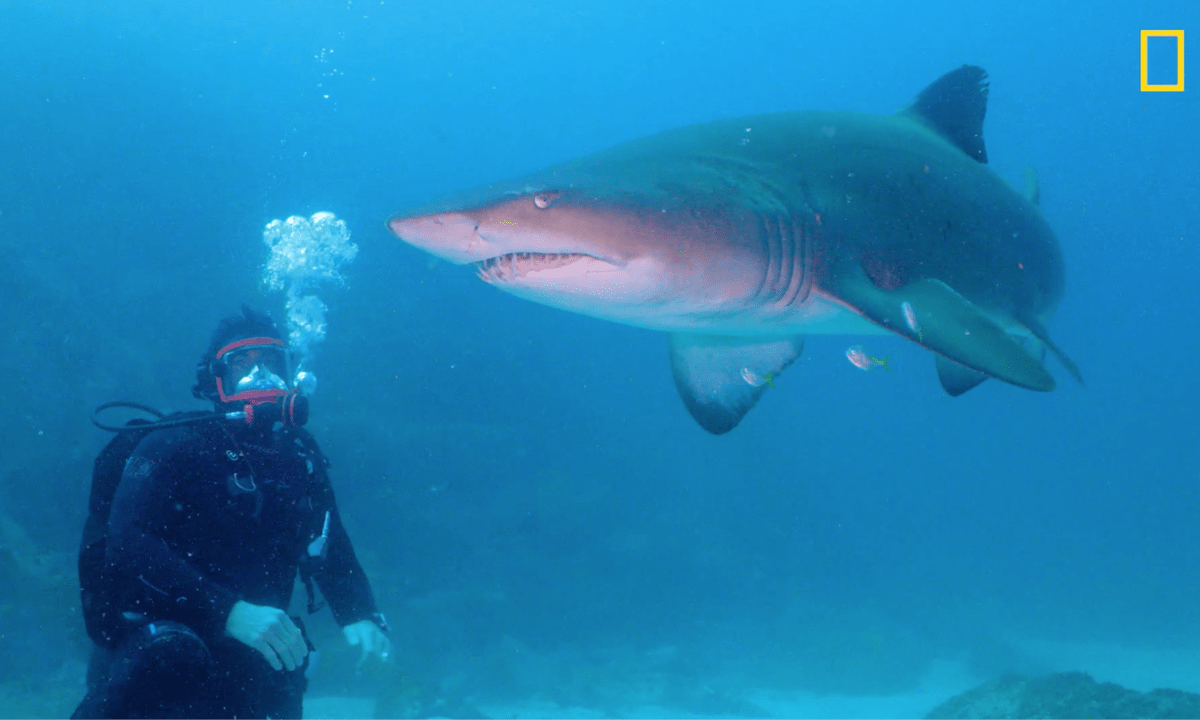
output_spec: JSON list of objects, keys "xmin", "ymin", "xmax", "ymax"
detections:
[{"xmin": 388, "ymin": 65, "xmax": 1081, "ymax": 434}]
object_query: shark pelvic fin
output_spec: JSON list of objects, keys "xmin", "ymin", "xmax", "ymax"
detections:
[
  {"xmin": 1019, "ymin": 314, "xmax": 1084, "ymax": 386},
  {"xmin": 935, "ymin": 356, "xmax": 989, "ymax": 396},
  {"xmin": 668, "ymin": 334, "xmax": 804, "ymax": 435},
  {"xmin": 827, "ymin": 266, "xmax": 1055, "ymax": 392},
  {"xmin": 902, "ymin": 64, "xmax": 989, "ymax": 164}
]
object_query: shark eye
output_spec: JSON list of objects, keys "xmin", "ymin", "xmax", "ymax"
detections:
[{"xmin": 533, "ymin": 192, "xmax": 562, "ymax": 210}]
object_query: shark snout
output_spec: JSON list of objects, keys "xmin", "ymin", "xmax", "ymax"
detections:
[{"xmin": 388, "ymin": 212, "xmax": 494, "ymax": 265}]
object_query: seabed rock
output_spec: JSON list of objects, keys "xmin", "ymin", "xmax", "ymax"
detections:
[{"xmin": 927, "ymin": 671, "xmax": 1200, "ymax": 719}]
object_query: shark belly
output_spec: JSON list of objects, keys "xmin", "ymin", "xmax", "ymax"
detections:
[{"xmin": 500, "ymin": 280, "xmax": 887, "ymax": 337}]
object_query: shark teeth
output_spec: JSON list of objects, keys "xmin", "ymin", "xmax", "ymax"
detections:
[{"xmin": 475, "ymin": 252, "xmax": 589, "ymax": 283}]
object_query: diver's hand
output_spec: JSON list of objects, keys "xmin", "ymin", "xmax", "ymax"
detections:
[
  {"xmin": 343, "ymin": 619, "xmax": 391, "ymax": 667},
  {"xmin": 225, "ymin": 600, "xmax": 308, "ymax": 672}
]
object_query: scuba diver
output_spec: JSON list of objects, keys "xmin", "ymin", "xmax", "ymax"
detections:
[{"xmin": 73, "ymin": 306, "xmax": 390, "ymax": 719}]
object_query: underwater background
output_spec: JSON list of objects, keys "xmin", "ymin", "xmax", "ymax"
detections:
[{"xmin": 1, "ymin": 0, "xmax": 1197, "ymax": 717}]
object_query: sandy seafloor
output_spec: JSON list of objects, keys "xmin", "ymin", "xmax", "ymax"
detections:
[
  {"xmin": 8, "ymin": 635, "xmax": 1200, "ymax": 718},
  {"xmin": 307, "ymin": 640, "xmax": 1200, "ymax": 718},
  {"xmin": 304, "ymin": 638, "xmax": 1200, "ymax": 718}
]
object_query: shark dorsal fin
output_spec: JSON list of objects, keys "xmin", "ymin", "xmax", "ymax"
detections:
[{"xmin": 903, "ymin": 65, "xmax": 990, "ymax": 164}]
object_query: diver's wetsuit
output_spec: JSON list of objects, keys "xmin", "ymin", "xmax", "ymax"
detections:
[{"xmin": 73, "ymin": 419, "xmax": 380, "ymax": 719}]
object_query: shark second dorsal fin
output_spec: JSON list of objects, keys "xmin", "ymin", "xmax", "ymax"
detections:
[
  {"xmin": 902, "ymin": 65, "xmax": 989, "ymax": 164},
  {"xmin": 667, "ymin": 334, "xmax": 804, "ymax": 434}
]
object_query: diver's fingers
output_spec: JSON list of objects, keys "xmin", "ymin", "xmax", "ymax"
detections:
[
  {"xmin": 361, "ymin": 628, "xmax": 380, "ymax": 655},
  {"xmin": 273, "ymin": 618, "xmax": 308, "ymax": 661},
  {"xmin": 263, "ymin": 619, "xmax": 299, "ymax": 671},
  {"xmin": 266, "ymin": 631, "xmax": 297, "ymax": 671},
  {"xmin": 267, "ymin": 626, "xmax": 304, "ymax": 671},
  {"xmin": 253, "ymin": 638, "xmax": 284, "ymax": 671},
  {"xmin": 279, "ymin": 614, "xmax": 303, "ymax": 645}
]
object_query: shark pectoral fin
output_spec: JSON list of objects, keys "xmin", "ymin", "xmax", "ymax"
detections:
[
  {"xmin": 667, "ymin": 334, "xmax": 804, "ymax": 435},
  {"xmin": 935, "ymin": 356, "xmax": 989, "ymax": 396},
  {"xmin": 828, "ymin": 267, "xmax": 1055, "ymax": 392}
]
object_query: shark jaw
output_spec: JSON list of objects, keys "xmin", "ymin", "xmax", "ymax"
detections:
[
  {"xmin": 386, "ymin": 208, "xmax": 624, "ymax": 269},
  {"xmin": 387, "ymin": 207, "xmax": 662, "ymax": 322},
  {"xmin": 473, "ymin": 252, "xmax": 619, "ymax": 284}
]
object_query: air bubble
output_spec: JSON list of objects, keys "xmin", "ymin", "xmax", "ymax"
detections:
[{"xmin": 262, "ymin": 212, "xmax": 358, "ymax": 383}]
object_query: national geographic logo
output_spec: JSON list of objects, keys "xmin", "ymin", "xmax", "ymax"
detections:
[{"xmin": 1141, "ymin": 30, "xmax": 1184, "ymax": 91}]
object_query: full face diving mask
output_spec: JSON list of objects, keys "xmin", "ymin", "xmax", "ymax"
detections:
[
  {"xmin": 213, "ymin": 337, "xmax": 292, "ymax": 404},
  {"xmin": 212, "ymin": 336, "xmax": 309, "ymax": 427}
]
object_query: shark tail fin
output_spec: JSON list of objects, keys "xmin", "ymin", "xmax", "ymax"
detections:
[{"xmin": 901, "ymin": 65, "xmax": 990, "ymax": 164}]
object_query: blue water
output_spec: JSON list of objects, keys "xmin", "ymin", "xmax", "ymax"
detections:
[{"xmin": 1, "ymin": 0, "xmax": 1198, "ymax": 716}]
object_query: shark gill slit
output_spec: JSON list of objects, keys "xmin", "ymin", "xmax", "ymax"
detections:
[
  {"xmin": 783, "ymin": 213, "xmax": 811, "ymax": 308},
  {"xmin": 753, "ymin": 212, "xmax": 779, "ymax": 301},
  {"xmin": 759, "ymin": 177, "xmax": 812, "ymax": 308},
  {"xmin": 777, "ymin": 212, "xmax": 796, "ymax": 300},
  {"xmin": 753, "ymin": 210, "xmax": 810, "ymax": 308}
]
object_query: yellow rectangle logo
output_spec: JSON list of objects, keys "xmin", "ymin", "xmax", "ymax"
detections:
[{"xmin": 1141, "ymin": 30, "xmax": 1184, "ymax": 91}]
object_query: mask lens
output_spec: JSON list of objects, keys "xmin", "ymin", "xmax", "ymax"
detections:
[
  {"xmin": 218, "ymin": 344, "xmax": 290, "ymax": 400},
  {"xmin": 235, "ymin": 364, "xmax": 287, "ymax": 393}
]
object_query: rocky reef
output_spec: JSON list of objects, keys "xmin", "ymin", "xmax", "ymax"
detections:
[{"xmin": 927, "ymin": 671, "xmax": 1200, "ymax": 719}]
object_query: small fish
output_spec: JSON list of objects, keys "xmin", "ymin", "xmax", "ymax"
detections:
[
  {"xmin": 846, "ymin": 345, "xmax": 889, "ymax": 372},
  {"xmin": 741, "ymin": 367, "xmax": 776, "ymax": 388},
  {"xmin": 901, "ymin": 301, "xmax": 923, "ymax": 341}
]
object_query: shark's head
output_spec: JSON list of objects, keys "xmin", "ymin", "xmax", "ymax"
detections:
[{"xmin": 388, "ymin": 153, "xmax": 794, "ymax": 331}]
